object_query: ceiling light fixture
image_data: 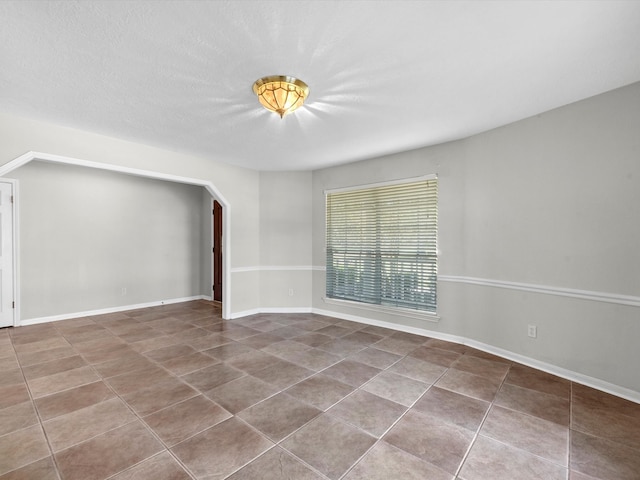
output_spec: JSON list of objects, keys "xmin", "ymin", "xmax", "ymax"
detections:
[{"xmin": 252, "ymin": 75, "xmax": 309, "ymax": 118}]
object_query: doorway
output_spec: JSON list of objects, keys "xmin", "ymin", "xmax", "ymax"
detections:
[
  {"xmin": 213, "ymin": 200, "xmax": 223, "ymax": 302},
  {"xmin": 0, "ymin": 151, "xmax": 233, "ymax": 321}
]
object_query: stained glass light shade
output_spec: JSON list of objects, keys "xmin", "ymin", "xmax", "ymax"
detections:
[{"xmin": 252, "ymin": 76, "xmax": 309, "ymax": 118}]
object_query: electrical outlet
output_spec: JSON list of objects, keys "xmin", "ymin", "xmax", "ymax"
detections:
[
  {"xmin": 288, "ymin": 288, "xmax": 294, "ymax": 297},
  {"xmin": 121, "ymin": 287, "xmax": 127, "ymax": 296},
  {"xmin": 527, "ymin": 325, "xmax": 537, "ymax": 338}
]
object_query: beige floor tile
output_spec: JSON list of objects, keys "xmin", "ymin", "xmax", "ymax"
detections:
[
  {"xmin": 159, "ymin": 352, "xmax": 218, "ymax": 376},
  {"xmin": 570, "ymin": 430, "xmax": 640, "ymax": 480},
  {"xmin": 344, "ymin": 441, "xmax": 453, "ymax": 480},
  {"xmin": 236, "ymin": 332, "xmax": 285, "ymax": 349},
  {"xmin": 0, "ymin": 425, "xmax": 51, "ymax": 476},
  {"xmin": 144, "ymin": 343, "xmax": 196, "ymax": 362},
  {"xmin": 93, "ymin": 352, "xmax": 156, "ymax": 378},
  {"xmin": 227, "ymin": 447, "xmax": 324, "ymax": 480},
  {"xmin": 108, "ymin": 452, "xmax": 191, "ymax": 480},
  {"xmin": 423, "ymin": 339, "xmax": 467, "ymax": 353},
  {"xmin": 22, "ymin": 355, "xmax": 87, "ymax": 381},
  {"xmin": 435, "ymin": 368, "xmax": 502, "ymax": 402},
  {"xmin": 121, "ymin": 377, "xmax": 198, "ymax": 417},
  {"xmin": 238, "ymin": 392, "xmax": 321, "ymax": 442},
  {"xmin": 372, "ymin": 337, "xmax": 421, "ymax": 355},
  {"xmin": 348, "ymin": 346, "xmax": 402, "ymax": 369},
  {"xmin": 205, "ymin": 375, "xmax": 280, "ymax": 414},
  {"xmin": 226, "ymin": 350, "xmax": 282, "ymax": 374},
  {"xmin": 0, "ymin": 456, "xmax": 59, "ymax": 480},
  {"xmin": 0, "ymin": 384, "xmax": 30, "ymax": 410},
  {"xmin": 409, "ymin": 345, "xmax": 462, "ymax": 368},
  {"xmin": 180, "ymin": 363, "xmax": 245, "ymax": 391},
  {"xmin": 0, "ymin": 355, "xmax": 20, "ymax": 372},
  {"xmin": 0, "ymin": 369, "xmax": 24, "ymax": 388},
  {"xmin": 0, "ymin": 401, "xmax": 39, "ymax": 436},
  {"xmin": 171, "ymin": 417, "xmax": 272, "ymax": 479},
  {"xmin": 459, "ymin": 435, "xmax": 567, "ymax": 480},
  {"xmin": 34, "ymin": 381, "xmax": 115, "ymax": 421},
  {"xmin": 362, "ymin": 370, "xmax": 429, "ymax": 406},
  {"xmin": 143, "ymin": 395, "xmax": 231, "ymax": 446},
  {"xmin": 249, "ymin": 360, "xmax": 314, "ymax": 389},
  {"xmin": 28, "ymin": 366, "xmax": 100, "ymax": 398},
  {"xmin": 412, "ymin": 386, "xmax": 490, "ymax": 431},
  {"xmin": 292, "ymin": 332, "xmax": 333, "ymax": 347},
  {"xmin": 54, "ymin": 421, "xmax": 163, "ymax": 480},
  {"xmin": 284, "ymin": 348, "xmax": 342, "ymax": 371},
  {"xmin": 105, "ymin": 365, "xmax": 173, "ymax": 396},
  {"xmin": 505, "ymin": 364, "xmax": 570, "ymax": 399},
  {"xmin": 317, "ymin": 338, "xmax": 367, "ymax": 357},
  {"xmin": 44, "ymin": 397, "xmax": 136, "ymax": 452},
  {"xmin": 322, "ymin": 359, "xmax": 381, "ymax": 388},
  {"xmin": 451, "ymin": 355, "xmax": 510, "ymax": 381},
  {"xmin": 495, "ymin": 383, "xmax": 570, "ymax": 426},
  {"xmin": 15, "ymin": 345, "xmax": 77, "ymax": 367},
  {"xmin": 329, "ymin": 390, "xmax": 406, "ymax": 437},
  {"xmin": 285, "ymin": 373, "xmax": 355, "ymax": 410},
  {"xmin": 572, "ymin": 392, "xmax": 640, "ymax": 451},
  {"xmin": 201, "ymin": 342, "xmax": 255, "ymax": 361},
  {"xmin": 481, "ymin": 405, "xmax": 569, "ymax": 465},
  {"xmin": 281, "ymin": 414, "xmax": 376, "ymax": 480},
  {"xmin": 384, "ymin": 410, "xmax": 474, "ymax": 475},
  {"xmin": 389, "ymin": 356, "xmax": 447, "ymax": 384}
]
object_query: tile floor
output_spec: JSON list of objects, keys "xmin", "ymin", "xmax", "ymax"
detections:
[{"xmin": 1, "ymin": 300, "xmax": 639, "ymax": 479}]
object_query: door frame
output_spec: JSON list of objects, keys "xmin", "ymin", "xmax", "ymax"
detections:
[
  {"xmin": 0, "ymin": 179, "xmax": 18, "ymax": 327},
  {"xmin": 0, "ymin": 151, "xmax": 232, "ymax": 322},
  {"xmin": 212, "ymin": 200, "xmax": 223, "ymax": 302}
]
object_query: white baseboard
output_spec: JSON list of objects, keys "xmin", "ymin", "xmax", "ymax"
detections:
[
  {"xmin": 311, "ymin": 307, "xmax": 640, "ymax": 404},
  {"xmin": 19, "ymin": 295, "xmax": 210, "ymax": 326}
]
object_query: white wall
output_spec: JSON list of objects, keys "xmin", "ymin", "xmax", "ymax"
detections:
[
  {"xmin": 0, "ymin": 112, "xmax": 261, "ymax": 316},
  {"xmin": 312, "ymin": 81, "xmax": 640, "ymax": 397},
  {"xmin": 8, "ymin": 161, "xmax": 208, "ymax": 319},
  {"xmin": 258, "ymin": 171, "xmax": 313, "ymax": 310},
  {"xmin": 458, "ymin": 81, "xmax": 640, "ymax": 395}
]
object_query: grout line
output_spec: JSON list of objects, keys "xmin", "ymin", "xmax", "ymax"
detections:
[{"xmin": 452, "ymin": 370, "xmax": 510, "ymax": 478}]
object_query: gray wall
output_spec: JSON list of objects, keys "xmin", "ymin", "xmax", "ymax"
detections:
[
  {"xmin": 9, "ymin": 161, "xmax": 210, "ymax": 319},
  {"xmin": 312, "ymin": 81, "xmax": 640, "ymax": 395}
]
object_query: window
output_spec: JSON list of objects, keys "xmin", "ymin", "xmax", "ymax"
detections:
[{"xmin": 325, "ymin": 176, "xmax": 438, "ymax": 314}]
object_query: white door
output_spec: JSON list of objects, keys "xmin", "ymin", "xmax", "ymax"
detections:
[{"xmin": 0, "ymin": 181, "xmax": 14, "ymax": 328}]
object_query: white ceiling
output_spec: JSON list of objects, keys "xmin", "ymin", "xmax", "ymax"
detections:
[{"xmin": 2, "ymin": 1, "xmax": 640, "ymax": 171}]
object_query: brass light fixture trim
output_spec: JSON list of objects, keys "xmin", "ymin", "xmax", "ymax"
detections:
[{"xmin": 252, "ymin": 75, "xmax": 309, "ymax": 118}]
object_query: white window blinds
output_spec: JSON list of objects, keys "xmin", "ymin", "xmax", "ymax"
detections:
[{"xmin": 326, "ymin": 177, "xmax": 438, "ymax": 313}]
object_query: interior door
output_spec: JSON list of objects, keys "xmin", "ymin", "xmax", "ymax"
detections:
[
  {"xmin": 213, "ymin": 200, "xmax": 223, "ymax": 302},
  {"xmin": 0, "ymin": 181, "xmax": 14, "ymax": 328}
]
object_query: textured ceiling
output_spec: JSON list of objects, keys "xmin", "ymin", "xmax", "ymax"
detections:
[{"xmin": 1, "ymin": 1, "xmax": 640, "ymax": 171}]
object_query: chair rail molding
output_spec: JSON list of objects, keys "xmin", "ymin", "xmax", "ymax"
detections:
[{"xmin": 438, "ymin": 275, "xmax": 640, "ymax": 308}]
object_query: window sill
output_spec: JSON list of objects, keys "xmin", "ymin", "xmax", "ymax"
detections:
[{"xmin": 322, "ymin": 297, "xmax": 440, "ymax": 323}]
